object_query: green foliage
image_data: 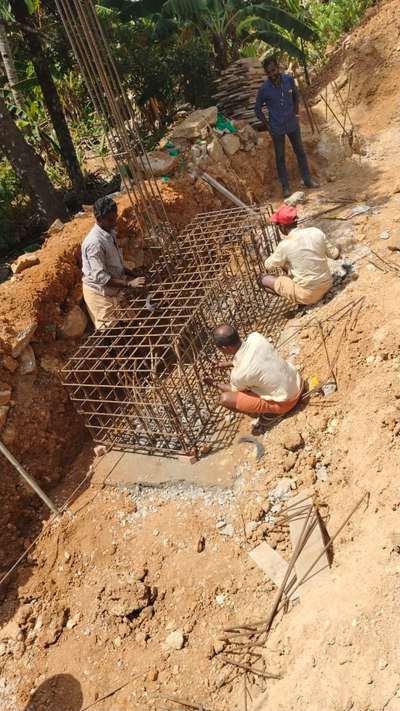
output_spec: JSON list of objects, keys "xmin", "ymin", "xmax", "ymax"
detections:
[
  {"xmin": 0, "ymin": 160, "xmax": 29, "ymax": 253},
  {"xmin": 309, "ymin": 0, "xmax": 374, "ymax": 46}
]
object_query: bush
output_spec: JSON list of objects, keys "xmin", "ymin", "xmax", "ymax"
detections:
[
  {"xmin": 310, "ymin": 0, "xmax": 375, "ymax": 46},
  {"xmin": 0, "ymin": 161, "xmax": 28, "ymax": 254}
]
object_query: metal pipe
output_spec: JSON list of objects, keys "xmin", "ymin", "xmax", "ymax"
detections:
[
  {"xmin": 201, "ymin": 172, "xmax": 259, "ymax": 217},
  {"xmin": 0, "ymin": 440, "xmax": 61, "ymax": 516}
]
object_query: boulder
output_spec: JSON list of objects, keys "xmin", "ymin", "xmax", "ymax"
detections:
[
  {"xmin": 107, "ymin": 580, "xmax": 150, "ymax": 617},
  {"xmin": 11, "ymin": 252, "xmax": 40, "ymax": 275},
  {"xmin": 165, "ymin": 629, "xmax": 185, "ymax": 650},
  {"xmin": 207, "ymin": 138, "xmax": 226, "ymax": 164},
  {"xmin": 238, "ymin": 124, "xmax": 258, "ymax": 151},
  {"xmin": 282, "ymin": 430, "xmax": 304, "ymax": 452},
  {"xmin": 58, "ymin": 305, "xmax": 88, "ymax": 339},
  {"xmin": 221, "ymin": 133, "xmax": 240, "ymax": 156},
  {"xmin": 142, "ymin": 151, "xmax": 179, "ymax": 177},
  {"xmin": 40, "ymin": 354, "xmax": 62, "ymax": 374},
  {"xmin": 19, "ymin": 345, "xmax": 36, "ymax": 375},
  {"xmin": 10, "ymin": 322, "xmax": 37, "ymax": 358},
  {"xmin": 0, "ymin": 382, "xmax": 11, "ymax": 406},
  {"xmin": 2, "ymin": 355, "xmax": 18, "ymax": 372},
  {"xmin": 172, "ymin": 106, "xmax": 218, "ymax": 139}
]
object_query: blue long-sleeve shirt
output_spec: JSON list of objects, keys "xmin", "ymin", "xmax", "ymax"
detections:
[{"xmin": 255, "ymin": 73, "xmax": 299, "ymax": 136}]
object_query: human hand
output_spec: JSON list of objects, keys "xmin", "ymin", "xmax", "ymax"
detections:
[{"xmin": 128, "ymin": 276, "xmax": 146, "ymax": 289}]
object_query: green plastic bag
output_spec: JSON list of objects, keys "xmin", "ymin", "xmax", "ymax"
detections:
[{"xmin": 215, "ymin": 113, "xmax": 237, "ymax": 133}]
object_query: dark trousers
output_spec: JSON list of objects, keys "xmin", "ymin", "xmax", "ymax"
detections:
[{"xmin": 271, "ymin": 127, "xmax": 311, "ymax": 190}]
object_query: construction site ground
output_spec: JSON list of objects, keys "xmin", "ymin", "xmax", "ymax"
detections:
[{"xmin": 2, "ymin": 1, "xmax": 400, "ymax": 709}]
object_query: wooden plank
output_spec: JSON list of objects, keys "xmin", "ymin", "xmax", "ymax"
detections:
[
  {"xmin": 249, "ymin": 542, "xmax": 289, "ymax": 587},
  {"xmin": 288, "ymin": 491, "xmax": 330, "ymax": 598}
]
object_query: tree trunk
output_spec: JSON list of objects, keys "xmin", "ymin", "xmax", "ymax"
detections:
[
  {"xmin": 10, "ymin": 1, "xmax": 84, "ymax": 192},
  {"xmin": 0, "ymin": 94, "xmax": 68, "ymax": 224},
  {"xmin": 0, "ymin": 20, "xmax": 24, "ymax": 110}
]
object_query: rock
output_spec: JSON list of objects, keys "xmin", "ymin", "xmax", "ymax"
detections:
[
  {"xmin": 172, "ymin": 107, "xmax": 218, "ymax": 139},
  {"xmin": 165, "ymin": 630, "xmax": 185, "ymax": 650},
  {"xmin": 238, "ymin": 123, "xmax": 258, "ymax": 151},
  {"xmin": 48, "ymin": 218, "xmax": 64, "ymax": 234},
  {"xmin": 11, "ymin": 253, "xmax": 40, "ymax": 275},
  {"xmin": 217, "ymin": 523, "xmax": 234, "ymax": 537},
  {"xmin": 315, "ymin": 462, "xmax": 329, "ymax": 481},
  {"xmin": 142, "ymin": 151, "xmax": 179, "ymax": 177},
  {"xmin": 58, "ymin": 305, "xmax": 88, "ymax": 339},
  {"xmin": 139, "ymin": 605, "xmax": 154, "ymax": 622},
  {"xmin": 284, "ymin": 191, "xmax": 306, "ymax": 206},
  {"xmin": 282, "ymin": 431, "xmax": 304, "ymax": 452},
  {"xmin": 40, "ymin": 354, "xmax": 61, "ymax": 373},
  {"xmin": 37, "ymin": 608, "xmax": 68, "ymax": 647},
  {"xmin": 245, "ymin": 502, "xmax": 265, "ymax": 522},
  {"xmin": 107, "ymin": 580, "xmax": 150, "ymax": 617},
  {"xmin": 10, "ymin": 322, "xmax": 37, "ymax": 358},
  {"xmin": 270, "ymin": 477, "xmax": 293, "ymax": 500},
  {"xmin": 147, "ymin": 667, "xmax": 159, "ymax": 682},
  {"xmin": 0, "ymin": 619, "xmax": 20, "ymax": 642},
  {"xmin": 245, "ymin": 521, "xmax": 259, "ymax": 537},
  {"xmin": 196, "ymin": 535, "xmax": 206, "ymax": 553},
  {"xmin": 0, "ymin": 405, "xmax": 10, "ymax": 429},
  {"xmin": 19, "ymin": 345, "xmax": 36, "ymax": 375},
  {"xmin": 0, "ymin": 382, "xmax": 11, "ymax": 406},
  {"xmin": 2, "ymin": 355, "xmax": 18, "ymax": 372},
  {"xmin": 212, "ymin": 639, "xmax": 226, "ymax": 655},
  {"xmin": 207, "ymin": 138, "xmax": 226, "ymax": 164},
  {"xmin": 283, "ymin": 451, "xmax": 297, "ymax": 472},
  {"xmin": 15, "ymin": 604, "xmax": 33, "ymax": 627},
  {"xmin": 221, "ymin": 133, "xmax": 240, "ymax": 156},
  {"xmin": 94, "ymin": 445, "xmax": 107, "ymax": 457},
  {"xmin": 1, "ymin": 423, "xmax": 16, "ymax": 446},
  {"xmin": 66, "ymin": 613, "xmax": 81, "ymax": 630}
]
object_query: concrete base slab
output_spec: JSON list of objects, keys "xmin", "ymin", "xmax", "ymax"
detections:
[{"xmin": 92, "ymin": 444, "xmax": 241, "ymax": 489}]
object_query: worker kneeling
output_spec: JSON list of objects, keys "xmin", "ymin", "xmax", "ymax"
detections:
[
  {"xmin": 260, "ymin": 205, "xmax": 339, "ymax": 306},
  {"xmin": 82, "ymin": 196, "xmax": 146, "ymax": 330},
  {"xmin": 209, "ymin": 325, "xmax": 303, "ymax": 430}
]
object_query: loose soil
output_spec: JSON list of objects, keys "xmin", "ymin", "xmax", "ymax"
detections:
[{"xmin": 2, "ymin": 1, "xmax": 400, "ymax": 709}]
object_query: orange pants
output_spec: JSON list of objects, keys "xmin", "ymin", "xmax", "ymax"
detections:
[{"xmin": 235, "ymin": 387, "xmax": 303, "ymax": 415}]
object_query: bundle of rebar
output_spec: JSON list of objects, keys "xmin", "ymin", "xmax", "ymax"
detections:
[
  {"xmin": 212, "ymin": 59, "xmax": 265, "ymax": 128},
  {"xmin": 55, "ymin": 0, "xmax": 174, "ymax": 258}
]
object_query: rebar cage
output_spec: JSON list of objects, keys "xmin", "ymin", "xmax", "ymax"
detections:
[{"xmin": 62, "ymin": 208, "xmax": 286, "ymax": 458}]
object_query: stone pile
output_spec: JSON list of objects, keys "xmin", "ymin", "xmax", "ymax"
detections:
[{"xmin": 212, "ymin": 58, "xmax": 265, "ymax": 128}]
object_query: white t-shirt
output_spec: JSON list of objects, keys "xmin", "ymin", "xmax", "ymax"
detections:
[
  {"xmin": 264, "ymin": 227, "xmax": 339, "ymax": 289},
  {"xmin": 230, "ymin": 332, "xmax": 302, "ymax": 402}
]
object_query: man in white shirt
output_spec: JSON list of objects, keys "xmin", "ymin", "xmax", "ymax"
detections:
[
  {"xmin": 260, "ymin": 205, "xmax": 339, "ymax": 305},
  {"xmin": 208, "ymin": 325, "xmax": 303, "ymax": 427}
]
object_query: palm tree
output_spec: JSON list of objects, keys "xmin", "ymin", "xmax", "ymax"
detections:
[{"xmin": 158, "ymin": 0, "xmax": 317, "ymax": 70}]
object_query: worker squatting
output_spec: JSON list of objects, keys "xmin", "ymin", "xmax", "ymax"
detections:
[{"xmin": 81, "ymin": 194, "xmax": 340, "ymax": 435}]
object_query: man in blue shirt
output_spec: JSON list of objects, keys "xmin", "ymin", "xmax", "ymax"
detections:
[{"xmin": 255, "ymin": 55, "xmax": 318, "ymax": 198}]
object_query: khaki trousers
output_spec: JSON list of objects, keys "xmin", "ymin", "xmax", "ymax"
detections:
[
  {"xmin": 274, "ymin": 276, "xmax": 332, "ymax": 306},
  {"xmin": 82, "ymin": 284, "xmax": 121, "ymax": 330}
]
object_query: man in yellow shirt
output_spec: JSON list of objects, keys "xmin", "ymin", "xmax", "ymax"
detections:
[{"xmin": 260, "ymin": 205, "xmax": 339, "ymax": 305}]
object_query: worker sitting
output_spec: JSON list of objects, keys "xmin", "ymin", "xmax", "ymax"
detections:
[
  {"xmin": 208, "ymin": 324, "xmax": 303, "ymax": 432},
  {"xmin": 82, "ymin": 196, "xmax": 146, "ymax": 329},
  {"xmin": 259, "ymin": 205, "xmax": 339, "ymax": 306}
]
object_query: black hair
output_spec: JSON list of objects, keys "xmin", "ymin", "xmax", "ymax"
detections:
[
  {"xmin": 93, "ymin": 195, "xmax": 117, "ymax": 219},
  {"xmin": 213, "ymin": 324, "xmax": 241, "ymax": 348},
  {"xmin": 263, "ymin": 55, "xmax": 278, "ymax": 72}
]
